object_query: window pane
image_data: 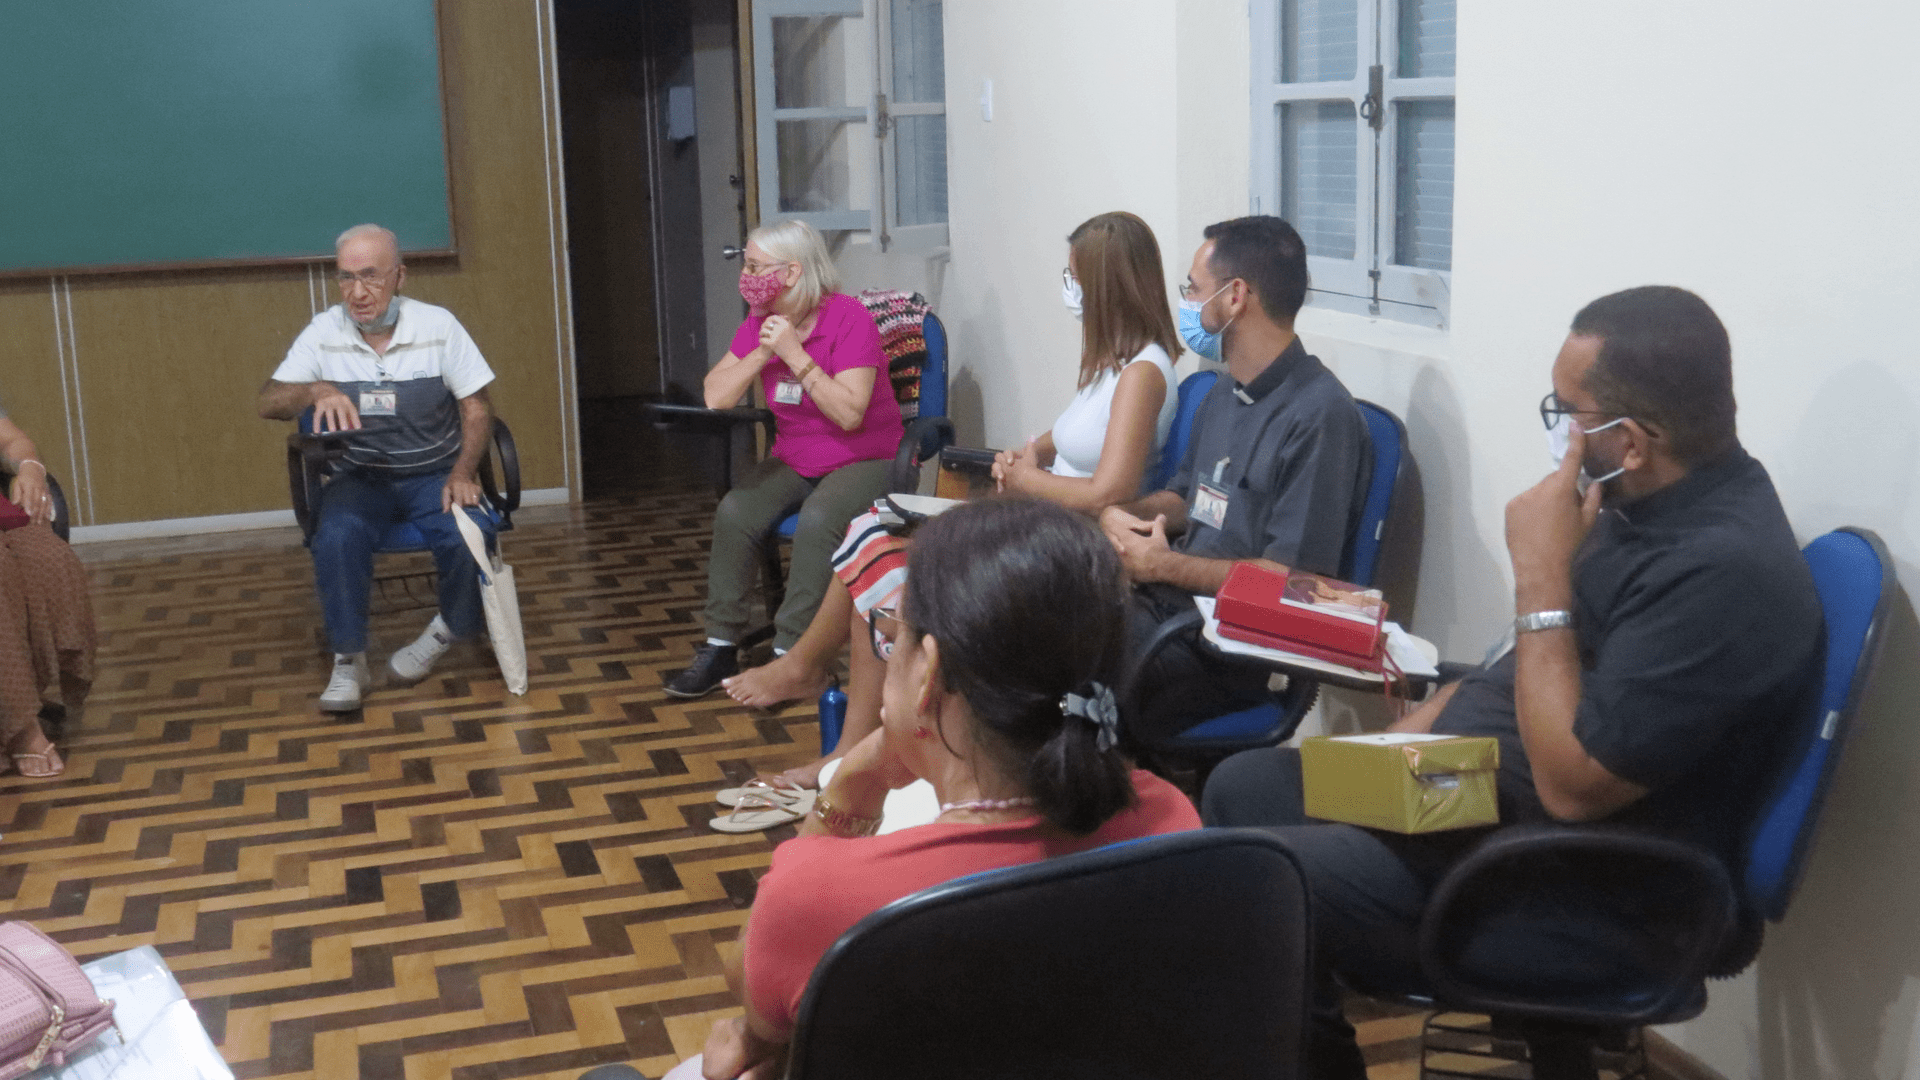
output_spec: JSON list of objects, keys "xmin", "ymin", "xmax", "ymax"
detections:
[
  {"xmin": 1279, "ymin": 0, "xmax": 1358, "ymax": 83},
  {"xmin": 893, "ymin": 114, "xmax": 947, "ymax": 225},
  {"xmin": 774, "ymin": 15, "xmax": 859, "ymax": 109},
  {"xmin": 1280, "ymin": 101, "xmax": 1357, "ymax": 260},
  {"xmin": 1398, "ymin": 0, "xmax": 1455, "ymax": 78},
  {"xmin": 1394, "ymin": 100, "xmax": 1453, "ymax": 270},
  {"xmin": 777, "ymin": 118, "xmax": 857, "ymax": 213},
  {"xmin": 890, "ymin": 0, "xmax": 944, "ymax": 105}
]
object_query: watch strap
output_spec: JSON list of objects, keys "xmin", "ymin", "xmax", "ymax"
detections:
[{"xmin": 1514, "ymin": 609, "xmax": 1574, "ymax": 634}]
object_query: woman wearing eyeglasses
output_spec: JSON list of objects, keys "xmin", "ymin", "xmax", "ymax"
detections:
[
  {"xmin": 716, "ymin": 212, "xmax": 1183, "ymax": 801},
  {"xmin": 664, "ymin": 220, "xmax": 907, "ymax": 700},
  {"xmin": 663, "ymin": 499, "xmax": 1198, "ymax": 1080},
  {"xmin": 0, "ymin": 409, "xmax": 93, "ymax": 779}
]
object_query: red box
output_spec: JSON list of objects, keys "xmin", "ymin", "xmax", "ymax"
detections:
[{"xmin": 1213, "ymin": 563, "xmax": 1386, "ymax": 662}]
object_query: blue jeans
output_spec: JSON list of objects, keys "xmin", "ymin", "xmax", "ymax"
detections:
[{"xmin": 311, "ymin": 468, "xmax": 493, "ymax": 654}]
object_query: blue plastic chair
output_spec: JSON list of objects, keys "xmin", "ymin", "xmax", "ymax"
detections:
[
  {"xmin": 1407, "ymin": 527, "xmax": 1894, "ymax": 1079},
  {"xmin": 1143, "ymin": 369, "xmax": 1218, "ymax": 492},
  {"xmin": 1124, "ymin": 398, "xmax": 1404, "ymax": 776}
]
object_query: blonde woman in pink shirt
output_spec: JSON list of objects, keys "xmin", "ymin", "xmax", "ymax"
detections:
[{"xmin": 664, "ymin": 220, "xmax": 904, "ymax": 699}]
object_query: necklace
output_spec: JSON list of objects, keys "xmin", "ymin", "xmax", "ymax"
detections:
[{"xmin": 938, "ymin": 796, "xmax": 1037, "ymax": 814}]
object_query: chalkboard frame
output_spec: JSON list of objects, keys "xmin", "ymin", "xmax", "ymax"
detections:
[{"xmin": 0, "ymin": 0, "xmax": 459, "ymax": 280}]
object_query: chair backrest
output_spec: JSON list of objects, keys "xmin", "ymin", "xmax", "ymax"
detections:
[
  {"xmin": 920, "ymin": 312, "xmax": 948, "ymax": 421},
  {"xmin": 786, "ymin": 829, "xmax": 1311, "ymax": 1080},
  {"xmin": 1344, "ymin": 400, "xmax": 1406, "ymax": 587},
  {"xmin": 1147, "ymin": 369, "xmax": 1219, "ymax": 493},
  {"xmin": 1744, "ymin": 527, "xmax": 1895, "ymax": 920}
]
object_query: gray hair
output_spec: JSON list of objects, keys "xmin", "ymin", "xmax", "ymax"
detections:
[
  {"xmin": 749, "ymin": 219, "xmax": 839, "ymax": 316},
  {"xmin": 335, "ymin": 223, "xmax": 401, "ymax": 262}
]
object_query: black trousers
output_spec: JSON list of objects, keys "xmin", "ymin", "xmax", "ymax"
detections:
[
  {"xmin": 1124, "ymin": 583, "xmax": 1274, "ymax": 743},
  {"xmin": 1204, "ymin": 747, "xmax": 1680, "ymax": 1080}
]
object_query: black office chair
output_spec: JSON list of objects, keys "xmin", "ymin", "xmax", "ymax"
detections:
[
  {"xmin": 782, "ymin": 829, "xmax": 1310, "ymax": 1080},
  {"xmin": 1399, "ymin": 527, "xmax": 1896, "ymax": 1080},
  {"xmin": 285, "ymin": 411, "xmax": 520, "ymax": 607},
  {"xmin": 0, "ymin": 464, "xmax": 70, "ymax": 543}
]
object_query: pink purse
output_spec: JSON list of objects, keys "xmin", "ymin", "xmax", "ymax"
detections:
[{"xmin": 0, "ymin": 922, "xmax": 116, "ymax": 1077}]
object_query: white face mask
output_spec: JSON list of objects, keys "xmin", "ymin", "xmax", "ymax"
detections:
[
  {"xmin": 1545, "ymin": 412, "xmax": 1628, "ymax": 485},
  {"xmin": 1062, "ymin": 275, "xmax": 1084, "ymax": 321}
]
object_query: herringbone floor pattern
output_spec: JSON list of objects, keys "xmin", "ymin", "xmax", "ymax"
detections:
[{"xmin": 1, "ymin": 478, "xmax": 1440, "ymax": 1079}]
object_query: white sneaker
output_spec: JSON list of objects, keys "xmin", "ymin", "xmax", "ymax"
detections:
[
  {"xmin": 389, "ymin": 615, "xmax": 455, "ymax": 682},
  {"xmin": 319, "ymin": 653, "xmax": 371, "ymax": 712}
]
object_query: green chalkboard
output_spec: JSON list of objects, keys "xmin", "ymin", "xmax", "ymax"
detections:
[{"xmin": 0, "ymin": 0, "xmax": 453, "ymax": 276}]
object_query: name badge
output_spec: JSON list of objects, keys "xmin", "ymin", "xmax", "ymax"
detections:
[
  {"xmin": 359, "ymin": 386, "xmax": 398, "ymax": 417},
  {"xmin": 1192, "ymin": 481, "xmax": 1230, "ymax": 530},
  {"xmin": 773, "ymin": 380, "xmax": 805, "ymax": 406}
]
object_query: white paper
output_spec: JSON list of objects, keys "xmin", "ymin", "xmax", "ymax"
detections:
[
  {"xmin": 1194, "ymin": 596, "xmax": 1442, "ymax": 681},
  {"xmin": 46, "ymin": 947, "xmax": 234, "ymax": 1080},
  {"xmin": 1332, "ymin": 732, "xmax": 1454, "ymax": 745}
]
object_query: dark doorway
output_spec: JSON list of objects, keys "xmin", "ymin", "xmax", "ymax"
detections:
[{"xmin": 556, "ymin": 0, "xmax": 745, "ymax": 496}]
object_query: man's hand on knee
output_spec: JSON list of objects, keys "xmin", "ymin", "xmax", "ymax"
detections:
[{"xmin": 442, "ymin": 472, "xmax": 484, "ymax": 512}]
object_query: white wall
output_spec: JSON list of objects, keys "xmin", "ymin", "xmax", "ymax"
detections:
[
  {"xmin": 930, "ymin": 1, "xmax": 1920, "ymax": 1077},
  {"xmin": 930, "ymin": 0, "xmax": 1248, "ymax": 448},
  {"xmin": 1329, "ymin": 2, "xmax": 1920, "ymax": 1076}
]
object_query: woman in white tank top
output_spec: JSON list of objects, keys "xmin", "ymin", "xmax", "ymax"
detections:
[{"xmin": 992, "ymin": 211, "xmax": 1183, "ymax": 510}]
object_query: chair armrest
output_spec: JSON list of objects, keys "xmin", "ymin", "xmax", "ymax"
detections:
[
  {"xmin": 1118, "ymin": 606, "xmax": 1319, "ymax": 755},
  {"xmin": 891, "ymin": 416, "xmax": 956, "ymax": 493},
  {"xmin": 45, "ymin": 474, "xmax": 69, "ymax": 543},
  {"xmin": 644, "ymin": 403, "xmax": 777, "ymax": 441},
  {"xmin": 480, "ymin": 417, "xmax": 521, "ymax": 513},
  {"xmin": 1417, "ymin": 823, "xmax": 1739, "ymax": 1026},
  {"xmin": 285, "ymin": 431, "xmax": 346, "ymax": 545}
]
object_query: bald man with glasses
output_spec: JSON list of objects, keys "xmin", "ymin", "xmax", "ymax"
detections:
[{"xmin": 257, "ymin": 224, "xmax": 498, "ymax": 712}]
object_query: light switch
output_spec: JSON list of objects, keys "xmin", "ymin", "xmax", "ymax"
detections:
[{"xmin": 979, "ymin": 78, "xmax": 993, "ymax": 122}]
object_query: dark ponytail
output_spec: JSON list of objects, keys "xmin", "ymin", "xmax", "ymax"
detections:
[{"xmin": 904, "ymin": 499, "xmax": 1134, "ymax": 834}]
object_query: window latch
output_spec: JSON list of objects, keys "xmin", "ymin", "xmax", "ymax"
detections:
[
  {"xmin": 873, "ymin": 92, "xmax": 891, "ymax": 137},
  {"xmin": 1360, "ymin": 65, "xmax": 1385, "ymax": 132}
]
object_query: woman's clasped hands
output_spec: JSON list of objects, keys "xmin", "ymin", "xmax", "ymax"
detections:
[
  {"xmin": 991, "ymin": 437, "xmax": 1043, "ymax": 494},
  {"xmin": 758, "ymin": 314, "xmax": 804, "ymax": 369}
]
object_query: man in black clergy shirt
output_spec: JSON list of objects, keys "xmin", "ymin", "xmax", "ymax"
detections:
[
  {"xmin": 1102, "ymin": 216, "xmax": 1371, "ymax": 742},
  {"xmin": 1203, "ymin": 286, "xmax": 1824, "ymax": 1078}
]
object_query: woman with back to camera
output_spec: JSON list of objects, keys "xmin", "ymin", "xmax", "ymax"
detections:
[
  {"xmin": 0, "ymin": 408, "xmax": 94, "ymax": 778},
  {"xmin": 715, "ymin": 211, "xmax": 1183, "ymax": 808},
  {"xmin": 664, "ymin": 220, "xmax": 905, "ymax": 700},
  {"xmin": 659, "ymin": 498, "xmax": 1199, "ymax": 1079}
]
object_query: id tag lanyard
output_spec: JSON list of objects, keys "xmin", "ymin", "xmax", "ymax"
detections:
[
  {"xmin": 773, "ymin": 380, "xmax": 805, "ymax": 406},
  {"xmin": 359, "ymin": 383, "xmax": 398, "ymax": 417},
  {"xmin": 1192, "ymin": 456, "xmax": 1231, "ymax": 530}
]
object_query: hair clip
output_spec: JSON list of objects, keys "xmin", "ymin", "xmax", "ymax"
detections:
[{"xmin": 1060, "ymin": 681, "xmax": 1120, "ymax": 752}]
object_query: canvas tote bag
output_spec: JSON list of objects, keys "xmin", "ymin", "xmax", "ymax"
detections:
[{"xmin": 453, "ymin": 507, "xmax": 529, "ymax": 695}]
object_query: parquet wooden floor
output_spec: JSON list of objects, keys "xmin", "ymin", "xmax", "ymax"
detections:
[{"xmin": 4, "ymin": 479, "xmax": 1446, "ymax": 1080}]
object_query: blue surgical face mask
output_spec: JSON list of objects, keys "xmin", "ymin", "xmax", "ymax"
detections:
[
  {"xmin": 1545, "ymin": 412, "xmax": 1627, "ymax": 485},
  {"xmin": 1178, "ymin": 282, "xmax": 1233, "ymax": 361}
]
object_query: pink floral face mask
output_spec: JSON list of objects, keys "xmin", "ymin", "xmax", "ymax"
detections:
[{"xmin": 738, "ymin": 268, "xmax": 787, "ymax": 312}]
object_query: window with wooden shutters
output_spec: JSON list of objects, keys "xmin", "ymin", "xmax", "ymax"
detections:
[
  {"xmin": 751, "ymin": 0, "xmax": 948, "ymax": 251},
  {"xmin": 1252, "ymin": 0, "xmax": 1455, "ymax": 327}
]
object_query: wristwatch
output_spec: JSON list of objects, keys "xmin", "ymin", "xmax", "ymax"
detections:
[
  {"xmin": 813, "ymin": 794, "xmax": 881, "ymax": 837},
  {"xmin": 1514, "ymin": 609, "xmax": 1574, "ymax": 634}
]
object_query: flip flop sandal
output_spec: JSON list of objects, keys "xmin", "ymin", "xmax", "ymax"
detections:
[
  {"xmin": 709, "ymin": 788, "xmax": 816, "ymax": 833},
  {"xmin": 11, "ymin": 749, "xmax": 63, "ymax": 780},
  {"xmin": 714, "ymin": 777, "xmax": 812, "ymax": 809}
]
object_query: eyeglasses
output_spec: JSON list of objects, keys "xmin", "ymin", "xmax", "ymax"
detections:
[
  {"xmin": 743, "ymin": 259, "xmax": 791, "ymax": 276},
  {"xmin": 335, "ymin": 268, "xmax": 396, "ymax": 288},
  {"xmin": 1061, "ymin": 267, "xmax": 1077, "ymax": 288},
  {"xmin": 1180, "ymin": 276, "xmax": 1233, "ymax": 300},
  {"xmin": 868, "ymin": 605, "xmax": 903, "ymax": 662},
  {"xmin": 1539, "ymin": 392, "xmax": 1622, "ymax": 431}
]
